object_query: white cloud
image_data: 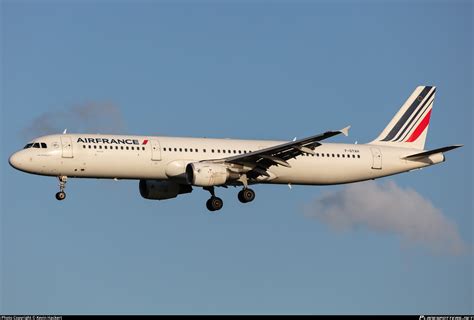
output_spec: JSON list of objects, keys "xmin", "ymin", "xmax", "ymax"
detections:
[
  {"xmin": 304, "ymin": 180, "xmax": 466, "ymax": 255},
  {"xmin": 21, "ymin": 102, "xmax": 126, "ymax": 140}
]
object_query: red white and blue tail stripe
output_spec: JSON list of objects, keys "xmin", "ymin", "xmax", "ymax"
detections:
[{"xmin": 371, "ymin": 86, "xmax": 436, "ymax": 150}]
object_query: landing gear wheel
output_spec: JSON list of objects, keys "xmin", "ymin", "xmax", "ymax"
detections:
[
  {"xmin": 206, "ymin": 196, "xmax": 223, "ymax": 212},
  {"xmin": 238, "ymin": 188, "xmax": 255, "ymax": 203},
  {"xmin": 206, "ymin": 198, "xmax": 215, "ymax": 211},
  {"xmin": 55, "ymin": 191, "xmax": 66, "ymax": 201},
  {"xmin": 56, "ymin": 176, "xmax": 68, "ymax": 201}
]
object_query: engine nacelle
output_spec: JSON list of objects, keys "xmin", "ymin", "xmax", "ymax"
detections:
[
  {"xmin": 139, "ymin": 180, "xmax": 192, "ymax": 200},
  {"xmin": 186, "ymin": 162, "xmax": 235, "ymax": 187}
]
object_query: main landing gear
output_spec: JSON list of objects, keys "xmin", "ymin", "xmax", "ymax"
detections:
[
  {"xmin": 204, "ymin": 186, "xmax": 224, "ymax": 211},
  {"xmin": 238, "ymin": 188, "xmax": 255, "ymax": 203},
  {"xmin": 203, "ymin": 186, "xmax": 256, "ymax": 212},
  {"xmin": 55, "ymin": 176, "xmax": 67, "ymax": 201}
]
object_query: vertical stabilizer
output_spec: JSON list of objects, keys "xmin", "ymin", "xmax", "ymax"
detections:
[{"xmin": 370, "ymin": 86, "xmax": 436, "ymax": 150}]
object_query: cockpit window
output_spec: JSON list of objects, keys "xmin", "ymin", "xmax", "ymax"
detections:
[{"xmin": 23, "ymin": 142, "xmax": 47, "ymax": 149}]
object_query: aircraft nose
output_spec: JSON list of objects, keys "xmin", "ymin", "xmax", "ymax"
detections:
[{"xmin": 9, "ymin": 151, "xmax": 22, "ymax": 169}]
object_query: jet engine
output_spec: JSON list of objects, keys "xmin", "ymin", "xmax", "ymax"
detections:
[
  {"xmin": 139, "ymin": 180, "xmax": 192, "ymax": 200},
  {"xmin": 186, "ymin": 162, "xmax": 238, "ymax": 187}
]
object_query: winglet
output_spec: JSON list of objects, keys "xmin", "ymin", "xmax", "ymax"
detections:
[{"xmin": 340, "ymin": 125, "xmax": 351, "ymax": 137}]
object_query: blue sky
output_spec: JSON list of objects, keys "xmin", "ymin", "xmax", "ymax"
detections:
[{"xmin": 1, "ymin": 0, "xmax": 472, "ymax": 314}]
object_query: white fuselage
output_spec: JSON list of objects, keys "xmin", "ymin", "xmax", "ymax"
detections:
[{"xmin": 9, "ymin": 134, "xmax": 444, "ymax": 185}]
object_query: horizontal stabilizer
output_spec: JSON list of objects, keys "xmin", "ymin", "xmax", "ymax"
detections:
[{"xmin": 402, "ymin": 145, "xmax": 463, "ymax": 160}]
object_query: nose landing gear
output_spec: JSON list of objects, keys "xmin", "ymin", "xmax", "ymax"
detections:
[{"xmin": 55, "ymin": 176, "xmax": 67, "ymax": 201}]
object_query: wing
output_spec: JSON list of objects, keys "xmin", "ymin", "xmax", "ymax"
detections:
[{"xmin": 210, "ymin": 126, "xmax": 350, "ymax": 179}]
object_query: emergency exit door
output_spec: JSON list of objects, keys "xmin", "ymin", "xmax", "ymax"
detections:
[
  {"xmin": 370, "ymin": 147, "xmax": 382, "ymax": 170},
  {"xmin": 151, "ymin": 139, "xmax": 162, "ymax": 161},
  {"xmin": 60, "ymin": 136, "xmax": 73, "ymax": 158}
]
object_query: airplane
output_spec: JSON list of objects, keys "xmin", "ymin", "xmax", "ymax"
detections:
[{"xmin": 9, "ymin": 86, "xmax": 462, "ymax": 212}]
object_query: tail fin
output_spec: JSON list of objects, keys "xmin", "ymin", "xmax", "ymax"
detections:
[{"xmin": 370, "ymin": 86, "xmax": 436, "ymax": 150}]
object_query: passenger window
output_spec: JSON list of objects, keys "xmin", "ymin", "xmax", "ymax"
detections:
[
  {"xmin": 321, "ymin": 153, "xmax": 324, "ymax": 157},
  {"xmin": 179, "ymin": 148, "xmax": 182, "ymax": 152},
  {"xmin": 142, "ymin": 147, "xmax": 145, "ymax": 151},
  {"xmin": 185, "ymin": 148, "xmax": 188, "ymax": 152},
  {"xmin": 132, "ymin": 147, "xmax": 135, "ymax": 150},
  {"xmin": 218, "ymin": 150, "xmax": 221, "ymax": 153},
  {"xmin": 88, "ymin": 145, "xmax": 91, "ymax": 149},
  {"xmin": 342, "ymin": 154, "xmax": 345, "ymax": 158},
  {"xmin": 126, "ymin": 146, "xmax": 129, "ymax": 150},
  {"xmin": 105, "ymin": 146, "xmax": 108, "ymax": 149},
  {"xmin": 94, "ymin": 145, "xmax": 97, "ymax": 149},
  {"xmin": 352, "ymin": 154, "xmax": 356, "ymax": 158},
  {"xmin": 238, "ymin": 150, "xmax": 242, "ymax": 154},
  {"xmin": 83, "ymin": 145, "xmax": 86, "ymax": 149},
  {"xmin": 99, "ymin": 145, "xmax": 102, "ymax": 149},
  {"xmin": 337, "ymin": 154, "xmax": 340, "ymax": 158},
  {"xmin": 195, "ymin": 149, "xmax": 198, "ymax": 152},
  {"xmin": 203, "ymin": 149, "xmax": 206, "ymax": 153},
  {"xmin": 163, "ymin": 147, "xmax": 166, "ymax": 151},
  {"xmin": 121, "ymin": 146, "xmax": 124, "ymax": 150},
  {"xmin": 174, "ymin": 148, "xmax": 177, "ymax": 152},
  {"xmin": 223, "ymin": 150, "xmax": 226, "ymax": 153},
  {"xmin": 212, "ymin": 149, "xmax": 215, "ymax": 153},
  {"xmin": 326, "ymin": 153, "xmax": 330, "ymax": 157},
  {"xmin": 357, "ymin": 155, "xmax": 360, "ymax": 158},
  {"xmin": 116, "ymin": 146, "xmax": 119, "ymax": 150},
  {"xmin": 190, "ymin": 148, "xmax": 193, "ymax": 152}
]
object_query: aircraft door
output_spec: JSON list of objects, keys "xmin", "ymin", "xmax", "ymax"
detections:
[
  {"xmin": 60, "ymin": 136, "xmax": 73, "ymax": 158},
  {"xmin": 370, "ymin": 147, "xmax": 382, "ymax": 169},
  {"xmin": 151, "ymin": 139, "xmax": 162, "ymax": 161}
]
